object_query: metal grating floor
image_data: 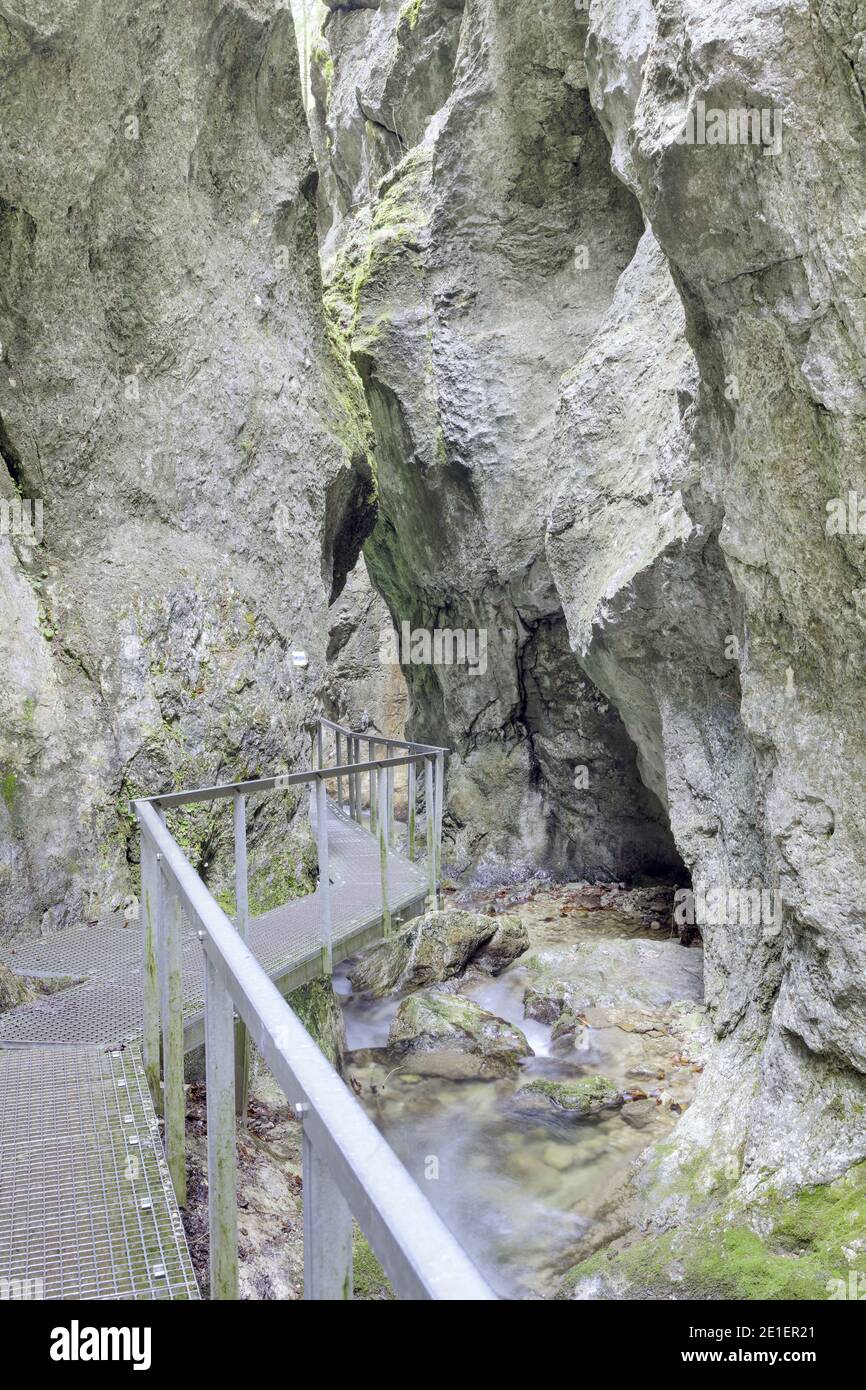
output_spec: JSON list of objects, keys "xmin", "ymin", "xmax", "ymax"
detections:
[
  {"xmin": 0, "ymin": 796, "xmax": 427, "ymax": 1302},
  {"xmin": 0, "ymin": 1044, "xmax": 198, "ymax": 1300},
  {"xmin": 0, "ymin": 799, "xmax": 429, "ymax": 1046}
]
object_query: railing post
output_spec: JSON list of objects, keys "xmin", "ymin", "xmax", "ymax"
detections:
[
  {"xmin": 368, "ymin": 738, "xmax": 377, "ymax": 835},
  {"xmin": 203, "ymin": 948, "xmax": 239, "ymax": 1300},
  {"xmin": 346, "ymin": 736, "xmax": 355, "ymax": 821},
  {"xmin": 387, "ymin": 763, "xmax": 395, "ymax": 848},
  {"xmin": 435, "ymin": 750, "xmax": 445, "ymax": 892},
  {"xmin": 425, "ymin": 757, "xmax": 437, "ymax": 911},
  {"xmin": 301, "ymin": 1113, "xmax": 353, "ymax": 1300},
  {"xmin": 316, "ymin": 774, "xmax": 333, "ymax": 975},
  {"xmin": 140, "ymin": 835, "xmax": 162, "ymax": 1112},
  {"xmin": 161, "ymin": 881, "xmax": 187, "ymax": 1206},
  {"xmin": 316, "ymin": 720, "xmax": 323, "ymax": 772},
  {"xmin": 353, "ymin": 736, "xmax": 362, "ymax": 824},
  {"xmin": 336, "ymin": 730, "xmax": 343, "ymax": 811},
  {"xmin": 378, "ymin": 764, "xmax": 391, "ymax": 935},
  {"xmin": 407, "ymin": 759, "xmax": 416, "ymax": 861},
  {"xmin": 233, "ymin": 791, "xmax": 251, "ymax": 1119}
]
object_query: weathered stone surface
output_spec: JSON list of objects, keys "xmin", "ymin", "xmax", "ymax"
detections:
[
  {"xmin": 546, "ymin": 0, "xmax": 866, "ymax": 1191},
  {"xmin": 388, "ymin": 988, "xmax": 532, "ymax": 1078},
  {"xmin": 288, "ymin": 976, "xmax": 347, "ymax": 1073},
  {"xmin": 521, "ymin": 938, "xmax": 704, "ymax": 1024},
  {"xmin": 0, "ymin": 1, "xmax": 375, "ymax": 938},
  {"xmin": 312, "ymin": 0, "xmax": 683, "ymax": 882},
  {"xmin": 322, "ymin": 554, "xmax": 408, "ymax": 735},
  {"xmin": 514, "ymin": 1076, "xmax": 622, "ymax": 1119},
  {"xmin": 348, "ymin": 907, "xmax": 523, "ymax": 996},
  {"xmin": 469, "ymin": 915, "xmax": 529, "ymax": 975}
]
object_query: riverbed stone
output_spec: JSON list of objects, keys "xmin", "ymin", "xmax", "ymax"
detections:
[
  {"xmin": 348, "ymin": 909, "xmax": 524, "ymax": 997},
  {"xmin": 388, "ymin": 989, "xmax": 533, "ymax": 1080},
  {"xmin": 469, "ymin": 916, "xmax": 530, "ymax": 975},
  {"xmin": 521, "ymin": 938, "xmax": 703, "ymax": 1022},
  {"xmin": 515, "ymin": 1076, "xmax": 623, "ymax": 1119},
  {"xmin": 288, "ymin": 978, "xmax": 347, "ymax": 1074}
]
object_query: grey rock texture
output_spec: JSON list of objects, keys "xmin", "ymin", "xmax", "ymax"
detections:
[
  {"xmin": 548, "ymin": 0, "xmax": 866, "ymax": 1194},
  {"xmin": 348, "ymin": 906, "xmax": 526, "ymax": 996},
  {"xmin": 387, "ymin": 987, "xmax": 532, "ymax": 1078},
  {"xmin": 0, "ymin": 1, "xmax": 375, "ymax": 936},
  {"xmin": 312, "ymin": 0, "xmax": 683, "ymax": 882},
  {"xmin": 312, "ymin": 0, "xmax": 866, "ymax": 1192},
  {"xmin": 321, "ymin": 553, "xmax": 408, "ymax": 736}
]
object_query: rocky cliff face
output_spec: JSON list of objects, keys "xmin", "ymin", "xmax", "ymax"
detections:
[
  {"xmin": 0, "ymin": 0, "xmax": 375, "ymax": 936},
  {"xmin": 312, "ymin": 0, "xmax": 866, "ymax": 1196},
  {"xmin": 313, "ymin": 0, "xmax": 683, "ymax": 882}
]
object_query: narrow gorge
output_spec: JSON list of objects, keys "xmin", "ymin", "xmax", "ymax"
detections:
[{"xmin": 1, "ymin": 0, "xmax": 865, "ymax": 1308}]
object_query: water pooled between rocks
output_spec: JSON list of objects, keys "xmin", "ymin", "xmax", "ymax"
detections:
[{"xmin": 337, "ymin": 886, "xmax": 707, "ymax": 1299}]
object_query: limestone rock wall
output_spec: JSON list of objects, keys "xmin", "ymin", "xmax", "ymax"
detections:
[
  {"xmin": 312, "ymin": 0, "xmax": 683, "ymax": 881},
  {"xmin": 312, "ymin": 0, "xmax": 866, "ymax": 1185},
  {"xmin": 0, "ymin": 0, "xmax": 375, "ymax": 936}
]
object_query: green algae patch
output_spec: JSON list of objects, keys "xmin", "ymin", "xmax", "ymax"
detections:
[
  {"xmin": 559, "ymin": 1162, "xmax": 866, "ymax": 1300},
  {"xmin": 1, "ymin": 770, "xmax": 16, "ymax": 814},
  {"xmin": 519, "ymin": 1075, "xmax": 621, "ymax": 1115},
  {"xmin": 352, "ymin": 1228, "xmax": 394, "ymax": 1301}
]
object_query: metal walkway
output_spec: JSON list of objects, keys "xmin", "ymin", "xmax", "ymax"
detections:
[
  {"xmin": 0, "ymin": 1045, "xmax": 197, "ymax": 1300},
  {"xmin": 0, "ymin": 790, "xmax": 430, "ymax": 1301},
  {"xmin": 0, "ymin": 800, "xmax": 428, "ymax": 1048},
  {"xmin": 0, "ymin": 721, "xmax": 465, "ymax": 1302}
]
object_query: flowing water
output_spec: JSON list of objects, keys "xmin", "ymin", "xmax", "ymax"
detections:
[{"xmin": 338, "ymin": 896, "xmax": 704, "ymax": 1299}]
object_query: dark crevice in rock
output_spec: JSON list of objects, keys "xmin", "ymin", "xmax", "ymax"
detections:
[{"xmin": 0, "ymin": 411, "xmax": 24, "ymax": 491}]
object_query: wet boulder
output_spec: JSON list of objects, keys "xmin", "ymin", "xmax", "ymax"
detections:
[
  {"xmin": 387, "ymin": 990, "xmax": 533, "ymax": 1080},
  {"xmin": 349, "ymin": 909, "xmax": 526, "ymax": 997},
  {"xmin": 469, "ymin": 915, "xmax": 529, "ymax": 975},
  {"xmin": 513, "ymin": 1076, "xmax": 623, "ymax": 1119}
]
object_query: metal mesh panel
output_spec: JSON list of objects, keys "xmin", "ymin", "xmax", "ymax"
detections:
[
  {"xmin": 0, "ymin": 801, "xmax": 429, "ymax": 1047},
  {"xmin": 0, "ymin": 1044, "xmax": 198, "ymax": 1300},
  {"xmin": 0, "ymin": 777, "xmax": 429, "ymax": 1304}
]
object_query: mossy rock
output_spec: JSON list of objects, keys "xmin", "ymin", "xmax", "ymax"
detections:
[
  {"xmin": 288, "ymin": 978, "xmax": 346, "ymax": 1073},
  {"xmin": 515, "ymin": 1075, "xmax": 622, "ymax": 1118},
  {"xmin": 349, "ymin": 909, "xmax": 525, "ymax": 997},
  {"xmin": 559, "ymin": 1161, "xmax": 866, "ymax": 1300},
  {"xmin": 352, "ymin": 1228, "xmax": 394, "ymax": 1301},
  {"xmin": 388, "ymin": 989, "xmax": 532, "ymax": 1079}
]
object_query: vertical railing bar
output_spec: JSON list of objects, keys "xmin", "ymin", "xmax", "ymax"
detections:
[
  {"xmin": 378, "ymin": 764, "xmax": 391, "ymax": 935},
  {"xmin": 316, "ymin": 774, "xmax": 333, "ymax": 975},
  {"xmin": 407, "ymin": 758, "xmax": 416, "ymax": 862},
  {"xmin": 336, "ymin": 730, "xmax": 343, "ymax": 811},
  {"xmin": 203, "ymin": 947, "xmax": 239, "ymax": 1300},
  {"xmin": 316, "ymin": 720, "xmax": 323, "ymax": 773},
  {"xmin": 369, "ymin": 737, "xmax": 377, "ymax": 836},
  {"xmin": 233, "ymin": 791, "xmax": 250, "ymax": 1119},
  {"xmin": 163, "ymin": 880, "xmax": 186, "ymax": 1205},
  {"xmin": 301, "ymin": 1112, "xmax": 353, "ymax": 1300},
  {"xmin": 434, "ymin": 750, "xmax": 445, "ymax": 897},
  {"xmin": 425, "ymin": 757, "xmax": 436, "ymax": 910},
  {"xmin": 387, "ymin": 763, "xmax": 395, "ymax": 849},
  {"xmin": 140, "ymin": 836, "xmax": 162, "ymax": 1112}
]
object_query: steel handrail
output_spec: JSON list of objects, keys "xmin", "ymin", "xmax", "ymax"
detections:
[{"xmin": 135, "ymin": 799, "xmax": 493, "ymax": 1301}]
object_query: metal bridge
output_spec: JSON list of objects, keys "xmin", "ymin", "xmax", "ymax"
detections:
[{"xmin": 0, "ymin": 720, "xmax": 496, "ymax": 1301}]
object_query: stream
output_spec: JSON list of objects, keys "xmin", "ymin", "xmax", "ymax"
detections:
[{"xmin": 336, "ymin": 893, "xmax": 706, "ymax": 1299}]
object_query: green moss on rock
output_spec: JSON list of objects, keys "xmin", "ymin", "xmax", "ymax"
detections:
[
  {"xmin": 560, "ymin": 1162, "xmax": 866, "ymax": 1300},
  {"xmin": 518, "ymin": 1075, "xmax": 622, "ymax": 1115},
  {"xmin": 352, "ymin": 1227, "xmax": 394, "ymax": 1301}
]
